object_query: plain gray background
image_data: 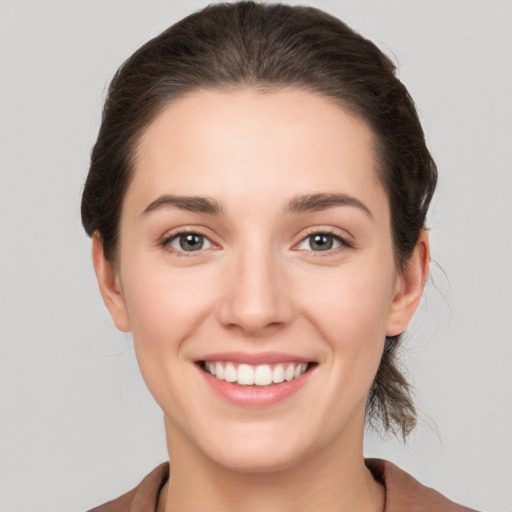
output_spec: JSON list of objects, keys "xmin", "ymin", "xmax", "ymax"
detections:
[{"xmin": 1, "ymin": 1, "xmax": 511, "ymax": 510}]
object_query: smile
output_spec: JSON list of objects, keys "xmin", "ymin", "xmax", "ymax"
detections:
[{"xmin": 201, "ymin": 361, "xmax": 309, "ymax": 387}]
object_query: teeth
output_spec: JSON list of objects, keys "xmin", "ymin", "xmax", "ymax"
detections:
[
  {"xmin": 203, "ymin": 361, "xmax": 309, "ymax": 387},
  {"xmin": 206, "ymin": 362, "xmax": 215, "ymax": 375},
  {"xmin": 224, "ymin": 362, "xmax": 237, "ymax": 382},
  {"xmin": 238, "ymin": 364, "xmax": 255, "ymax": 385},
  {"xmin": 254, "ymin": 365, "xmax": 273, "ymax": 386},
  {"xmin": 215, "ymin": 362, "xmax": 224, "ymax": 380},
  {"xmin": 272, "ymin": 364, "xmax": 285, "ymax": 384},
  {"xmin": 284, "ymin": 363, "xmax": 295, "ymax": 382},
  {"xmin": 293, "ymin": 363, "xmax": 308, "ymax": 379}
]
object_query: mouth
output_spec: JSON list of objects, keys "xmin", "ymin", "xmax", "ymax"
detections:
[{"xmin": 198, "ymin": 360, "xmax": 316, "ymax": 387}]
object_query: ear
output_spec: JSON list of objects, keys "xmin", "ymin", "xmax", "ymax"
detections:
[
  {"xmin": 92, "ymin": 232, "xmax": 131, "ymax": 332},
  {"xmin": 386, "ymin": 230, "xmax": 430, "ymax": 337}
]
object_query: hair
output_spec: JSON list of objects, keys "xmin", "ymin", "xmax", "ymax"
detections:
[{"xmin": 81, "ymin": 1, "xmax": 437, "ymax": 438}]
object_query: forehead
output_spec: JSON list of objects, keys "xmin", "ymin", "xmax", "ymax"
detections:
[{"xmin": 129, "ymin": 88, "xmax": 387, "ymax": 218}]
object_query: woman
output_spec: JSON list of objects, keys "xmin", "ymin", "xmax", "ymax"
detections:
[{"xmin": 82, "ymin": 2, "xmax": 476, "ymax": 510}]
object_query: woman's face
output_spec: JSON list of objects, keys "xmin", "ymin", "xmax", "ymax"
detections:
[{"xmin": 96, "ymin": 88, "xmax": 423, "ymax": 471}]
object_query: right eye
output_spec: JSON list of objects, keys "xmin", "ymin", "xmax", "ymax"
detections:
[{"xmin": 165, "ymin": 232, "xmax": 213, "ymax": 253}]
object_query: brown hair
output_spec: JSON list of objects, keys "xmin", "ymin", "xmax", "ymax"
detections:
[{"xmin": 81, "ymin": 1, "xmax": 437, "ymax": 438}]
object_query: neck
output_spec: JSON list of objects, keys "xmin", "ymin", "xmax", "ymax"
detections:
[{"xmin": 159, "ymin": 415, "xmax": 384, "ymax": 512}]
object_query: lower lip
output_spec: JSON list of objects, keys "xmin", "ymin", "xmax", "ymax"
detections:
[{"xmin": 197, "ymin": 365, "xmax": 313, "ymax": 407}]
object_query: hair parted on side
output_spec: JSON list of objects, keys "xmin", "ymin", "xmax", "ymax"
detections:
[{"xmin": 81, "ymin": 1, "xmax": 437, "ymax": 438}]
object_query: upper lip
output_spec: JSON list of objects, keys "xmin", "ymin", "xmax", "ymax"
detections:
[{"xmin": 196, "ymin": 351, "xmax": 314, "ymax": 365}]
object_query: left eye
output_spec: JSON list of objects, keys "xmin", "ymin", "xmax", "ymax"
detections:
[
  {"xmin": 167, "ymin": 233, "xmax": 213, "ymax": 252},
  {"xmin": 297, "ymin": 233, "xmax": 343, "ymax": 252}
]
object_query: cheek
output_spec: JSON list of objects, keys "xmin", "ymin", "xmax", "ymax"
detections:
[
  {"xmin": 122, "ymin": 252, "xmax": 213, "ymax": 329},
  {"xmin": 302, "ymin": 262, "xmax": 396, "ymax": 341},
  {"xmin": 119, "ymin": 259, "xmax": 217, "ymax": 394},
  {"xmin": 298, "ymin": 258, "xmax": 396, "ymax": 386}
]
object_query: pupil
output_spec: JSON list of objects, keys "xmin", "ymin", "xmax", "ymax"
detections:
[
  {"xmin": 311, "ymin": 234, "xmax": 333, "ymax": 251},
  {"xmin": 180, "ymin": 234, "xmax": 203, "ymax": 251}
]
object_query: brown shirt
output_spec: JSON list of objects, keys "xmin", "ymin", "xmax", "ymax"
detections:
[{"xmin": 88, "ymin": 459, "xmax": 478, "ymax": 512}]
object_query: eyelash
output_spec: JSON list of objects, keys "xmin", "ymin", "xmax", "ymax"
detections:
[
  {"xmin": 160, "ymin": 228, "xmax": 215, "ymax": 258},
  {"xmin": 297, "ymin": 229, "xmax": 353, "ymax": 256},
  {"xmin": 160, "ymin": 228, "xmax": 353, "ymax": 257}
]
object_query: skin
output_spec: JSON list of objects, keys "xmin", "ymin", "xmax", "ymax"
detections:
[{"xmin": 93, "ymin": 88, "xmax": 429, "ymax": 512}]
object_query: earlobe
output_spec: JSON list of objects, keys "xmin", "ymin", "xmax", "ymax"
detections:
[
  {"xmin": 386, "ymin": 230, "xmax": 430, "ymax": 337},
  {"xmin": 91, "ymin": 232, "xmax": 131, "ymax": 332}
]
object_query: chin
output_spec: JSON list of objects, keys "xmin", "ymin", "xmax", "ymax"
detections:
[
  {"xmin": 197, "ymin": 426, "xmax": 314, "ymax": 474},
  {"xmin": 211, "ymin": 446, "xmax": 306, "ymax": 474}
]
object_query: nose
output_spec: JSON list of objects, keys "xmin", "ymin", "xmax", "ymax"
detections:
[{"xmin": 216, "ymin": 243, "xmax": 294, "ymax": 336}]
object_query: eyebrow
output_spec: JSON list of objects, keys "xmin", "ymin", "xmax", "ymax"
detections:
[
  {"xmin": 142, "ymin": 195, "xmax": 224, "ymax": 216},
  {"xmin": 283, "ymin": 193, "xmax": 372, "ymax": 218},
  {"xmin": 141, "ymin": 192, "xmax": 372, "ymax": 218}
]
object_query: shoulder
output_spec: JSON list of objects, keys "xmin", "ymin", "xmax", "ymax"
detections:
[
  {"xmin": 366, "ymin": 458, "xmax": 478, "ymax": 512},
  {"xmin": 87, "ymin": 462, "xmax": 169, "ymax": 512}
]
